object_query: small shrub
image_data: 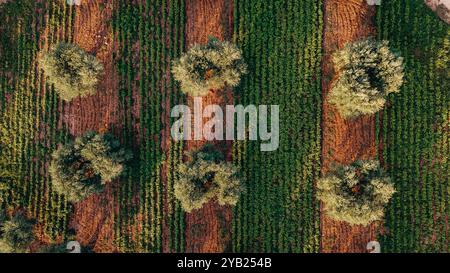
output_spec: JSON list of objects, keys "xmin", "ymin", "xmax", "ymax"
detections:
[
  {"xmin": 0, "ymin": 213, "xmax": 34, "ymax": 253},
  {"xmin": 328, "ymin": 39, "xmax": 404, "ymax": 118},
  {"xmin": 171, "ymin": 37, "xmax": 247, "ymax": 96},
  {"xmin": 39, "ymin": 42, "xmax": 104, "ymax": 101},
  {"xmin": 317, "ymin": 160, "xmax": 396, "ymax": 226},
  {"xmin": 49, "ymin": 132, "xmax": 132, "ymax": 203},
  {"xmin": 174, "ymin": 144, "xmax": 245, "ymax": 212}
]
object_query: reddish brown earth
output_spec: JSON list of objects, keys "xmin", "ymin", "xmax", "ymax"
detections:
[
  {"xmin": 65, "ymin": 0, "xmax": 119, "ymax": 136},
  {"xmin": 65, "ymin": 0, "xmax": 121, "ymax": 253},
  {"xmin": 183, "ymin": 0, "xmax": 235, "ymax": 253},
  {"xmin": 320, "ymin": 0, "xmax": 381, "ymax": 253}
]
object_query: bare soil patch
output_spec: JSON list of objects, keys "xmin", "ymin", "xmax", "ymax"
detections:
[
  {"xmin": 66, "ymin": 0, "xmax": 121, "ymax": 253},
  {"xmin": 320, "ymin": 0, "xmax": 381, "ymax": 253},
  {"xmin": 65, "ymin": 0, "xmax": 119, "ymax": 136},
  {"xmin": 184, "ymin": 0, "xmax": 234, "ymax": 253}
]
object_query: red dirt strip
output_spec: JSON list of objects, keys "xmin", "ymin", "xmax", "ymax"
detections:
[
  {"xmin": 184, "ymin": 0, "xmax": 235, "ymax": 253},
  {"xmin": 320, "ymin": 0, "xmax": 381, "ymax": 253},
  {"xmin": 68, "ymin": 0, "xmax": 120, "ymax": 253}
]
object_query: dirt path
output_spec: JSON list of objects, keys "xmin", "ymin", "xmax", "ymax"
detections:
[
  {"xmin": 66, "ymin": 0, "xmax": 120, "ymax": 253},
  {"xmin": 320, "ymin": 0, "xmax": 380, "ymax": 253},
  {"xmin": 183, "ymin": 0, "xmax": 234, "ymax": 253}
]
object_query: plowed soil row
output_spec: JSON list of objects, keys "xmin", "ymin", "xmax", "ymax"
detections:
[
  {"xmin": 66, "ymin": 0, "xmax": 121, "ymax": 253},
  {"xmin": 184, "ymin": 0, "xmax": 235, "ymax": 253},
  {"xmin": 24, "ymin": 0, "xmax": 118, "ymax": 252},
  {"xmin": 320, "ymin": 0, "xmax": 380, "ymax": 253}
]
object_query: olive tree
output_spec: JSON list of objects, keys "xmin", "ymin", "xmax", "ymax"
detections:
[
  {"xmin": 0, "ymin": 213, "xmax": 34, "ymax": 253},
  {"xmin": 39, "ymin": 43, "xmax": 104, "ymax": 101},
  {"xmin": 49, "ymin": 132, "xmax": 132, "ymax": 202},
  {"xmin": 317, "ymin": 160, "xmax": 396, "ymax": 226},
  {"xmin": 171, "ymin": 37, "xmax": 247, "ymax": 97},
  {"xmin": 328, "ymin": 39, "xmax": 404, "ymax": 118},
  {"xmin": 174, "ymin": 145, "xmax": 245, "ymax": 212}
]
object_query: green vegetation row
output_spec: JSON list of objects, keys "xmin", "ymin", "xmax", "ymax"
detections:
[
  {"xmin": 0, "ymin": 0, "xmax": 74, "ymax": 242},
  {"xmin": 112, "ymin": 0, "xmax": 185, "ymax": 252},
  {"xmin": 376, "ymin": 0, "xmax": 450, "ymax": 253},
  {"xmin": 0, "ymin": 0, "xmax": 187, "ymax": 252},
  {"xmin": 231, "ymin": 0, "xmax": 323, "ymax": 252}
]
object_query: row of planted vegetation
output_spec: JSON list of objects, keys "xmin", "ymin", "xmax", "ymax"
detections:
[
  {"xmin": 0, "ymin": 0, "xmax": 188, "ymax": 253},
  {"xmin": 0, "ymin": 0, "xmax": 73, "ymax": 252},
  {"xmin": 230, "ymin": 0, "xmax": 324, "ymax": 252},
  {"xmin": 320, "ymin": 38, "xmax": 404, "ymax": 226},
  {"xmin": 171, "ymin": 37, "xmax": 247, "ymax": 212}
]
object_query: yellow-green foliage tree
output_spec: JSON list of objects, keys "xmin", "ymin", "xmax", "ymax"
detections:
[
  {"xmin": 317, "ymin": 160, "xmax": 396, "ymax": 226},
  {"xmin": 39, "ymin": 43, "xmax": 104, "ymax": 102},
  {"xmin": 0, "ymin": 213, "xmax": 34, "ymax": 253},
  {"xmin": 49, "ymin": 132, "xmax": 132, "ymax": 203},
  {"xmin": 171, "ymin": 37, "xmax": 247, "ymax": 96},
  {"xmin": 328, "ymin": 39, "xmax": 404, "ymax": 118},
  {"xmin": 174, "ymin": 144, "xmax": 245, "ymax": 212}
]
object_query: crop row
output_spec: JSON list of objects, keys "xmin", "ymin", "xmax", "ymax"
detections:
[
  {"xmin": 113, "ymin": 0, "xmax": 185, "ymax": 252},
  {"xmin": 376, "ymin": 0, "xmax": 449, "ymax": 253},
  {"xmin": 0, "ymin": 0, "xmax": 186, "ymax": 251},
  {"xmin": 231, "ymin": 0, "xmax": 323, "ymax": 253},
  {"xmin": 0, "ymin": 0, "xmax": 73, "ymax": 242}
]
